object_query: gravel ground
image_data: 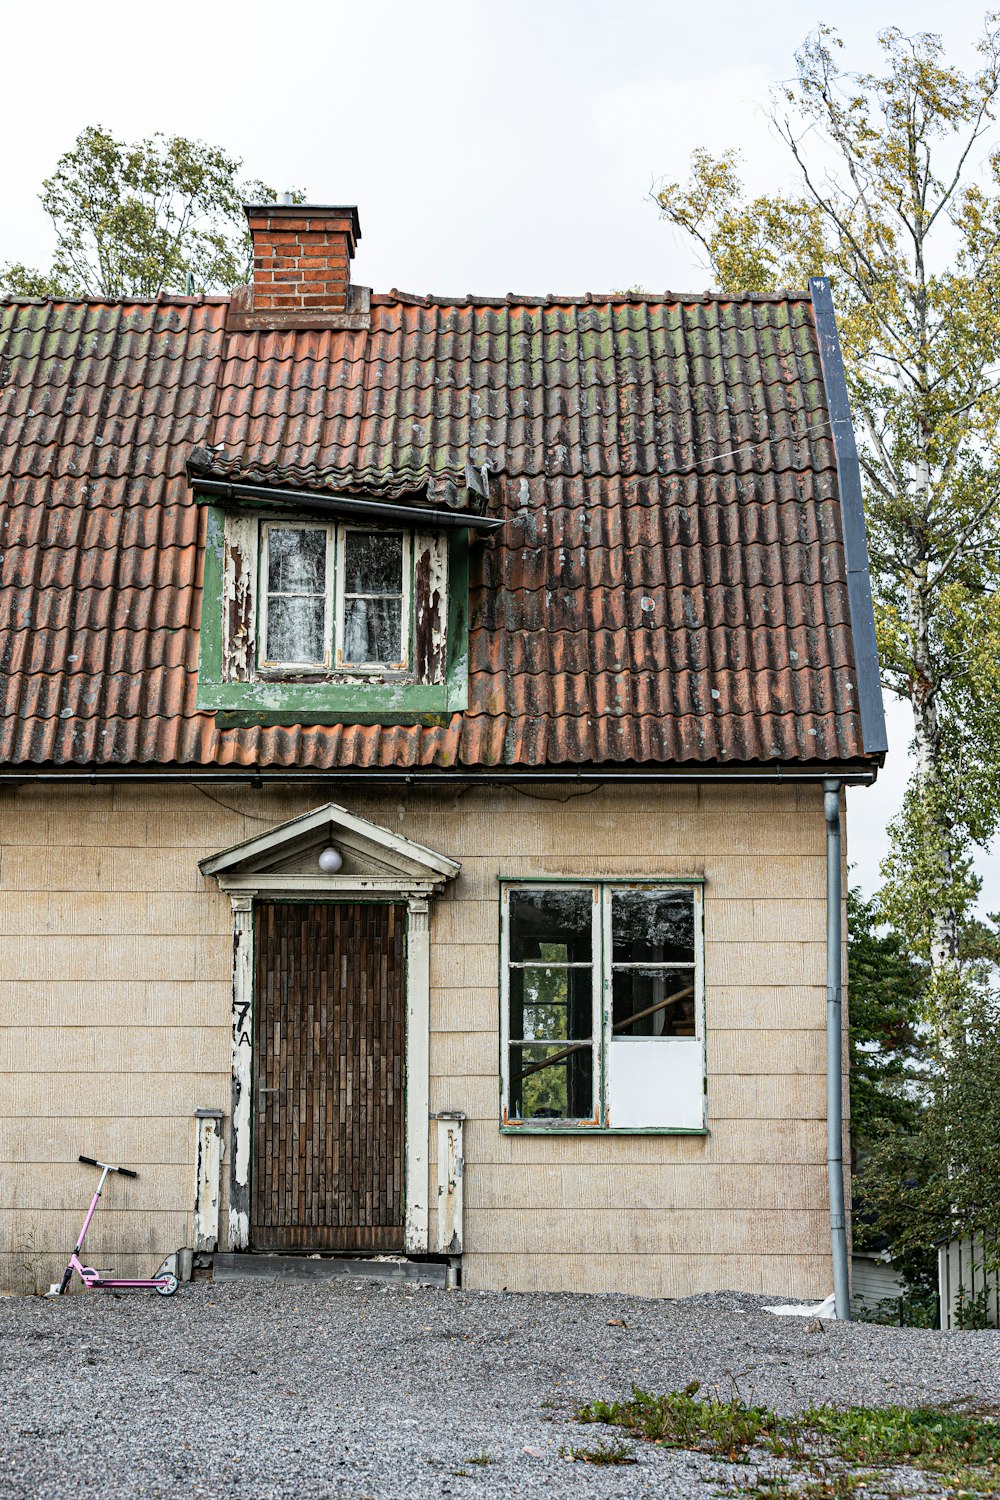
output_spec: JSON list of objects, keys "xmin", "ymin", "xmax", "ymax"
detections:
[{"xmin": 1, "ymin": 1279, "xmax": 998, "ymax": 1499}]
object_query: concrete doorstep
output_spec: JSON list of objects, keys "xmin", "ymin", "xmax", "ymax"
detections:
[{"xmin": 212, "ymin": 1252, "xmax": 451, "ymax": 1288}]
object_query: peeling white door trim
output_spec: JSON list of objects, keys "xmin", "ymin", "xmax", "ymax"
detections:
[
  {"xmin": 405, "ymin": 896, "xmax": 431, "ymax": 1253},
  {"xmin": 229, "ymin": 894, "xmax": 254, "ymax": 1251},
  {"xmin": 193, "ymin": 1108, "xmax": 224, "ymax": 1253}
]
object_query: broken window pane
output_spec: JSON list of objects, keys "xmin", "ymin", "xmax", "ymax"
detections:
[
  {"xmin": 508, "ymin": 1043, "xmax": 593, "ymax": 1121},
  {"xmin": 344, "ymin": 532, "xmax": 403, "ymax": 594},
  {"xmin": 343, "ymin": 597, "xmax": 403, "ymax": 664},
  {"xmin": 612, "ymin": 969, "xmax": 696, "ymax": 1037},
  {"xmin": 611, "ymin": 888, "xmax": 694, "ymax": 964},
  {"xmin": 267, "ymin": 526, "xmax": 327, "ymax": 595},
  {"xmin": 508, "ymin": 889, "xmax": 592, "ymax": 964},
  {"xmin": 509, "ymin": 967, "xmax": 593, "ymax": 1043},
  {"xmin": 266, "ymin": 595, "xmax": 326, "ymax": 665}
]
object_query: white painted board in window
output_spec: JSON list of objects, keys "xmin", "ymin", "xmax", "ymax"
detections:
[{"xmin": 607, "ymin": 1037, "xmax": 704, "ymax": 1129}]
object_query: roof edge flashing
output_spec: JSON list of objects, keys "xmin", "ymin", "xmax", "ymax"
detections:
[{"xmin": 809, "ymin": 276, "xmax": 888, "ymax": 760}]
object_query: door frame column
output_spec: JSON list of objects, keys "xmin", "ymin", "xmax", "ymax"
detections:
[{"xmin": 229, "ymin": 893, "xmax": 255, "ymax": 1251}]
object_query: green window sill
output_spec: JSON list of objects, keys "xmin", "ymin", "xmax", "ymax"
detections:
[
  {"xmin": 500, "ymin": 1125, "xmax": 710, "ymax": 1137},
  {"xmin": 196, "ymin": 680, "xmax": 464, "ymax": 717}
]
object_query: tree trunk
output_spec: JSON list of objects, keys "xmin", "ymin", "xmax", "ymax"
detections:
[{"xmin": 907, "ymin": 513, "xmax": 958, "ymax": 985}]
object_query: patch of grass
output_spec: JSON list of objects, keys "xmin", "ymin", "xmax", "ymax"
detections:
[
  {"xmin": 465, "ymin": 1452, "xmax": 492, "ymax": 1466},
  {"xmin": 802, "ymin": 1401, "xmax": 1000, "ymax": 1470},
  {"xmin": 577, "ymin": 1381, "xmax": 777, "ymax": 1461},
  {"xmin": 561, "ymin": 1437, "xmax": 637, "ymax": 1466},
  {"xmin": 742, "ymin": 1471, "xmax": 878, "ymax": 1499},
  {"xmin": 574, "ymin": 1383, "xmax": 1000, "ymax": 1497}
]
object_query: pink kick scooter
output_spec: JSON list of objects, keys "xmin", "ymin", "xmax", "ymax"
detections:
[{"xmin": 55, "ymin": 1156, "xmax": 179, "ymax": 1296}]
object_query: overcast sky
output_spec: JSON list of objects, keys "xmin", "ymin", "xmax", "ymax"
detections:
[{"xmin": 2, "ymin": 0, "xmax": 997, "ymax": 901}]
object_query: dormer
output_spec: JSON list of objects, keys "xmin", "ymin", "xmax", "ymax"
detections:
[{"xmin": 193, "ymin": 470, "xmax": 499, "ymax": 726}]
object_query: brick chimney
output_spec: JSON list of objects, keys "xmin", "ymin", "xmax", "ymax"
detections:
[{"xmin": 232, "ymin": 203, "xmax": 366, "ymax": 330}]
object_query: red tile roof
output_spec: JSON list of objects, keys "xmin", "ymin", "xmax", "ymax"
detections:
[{"xmin": 0, "ymin": 287, "xmax": 878, "ymax": 772}]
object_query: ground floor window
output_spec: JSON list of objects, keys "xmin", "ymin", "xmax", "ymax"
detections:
[{"xmin": 500, "ymin": 880, "xmax": 704, "ymax": 1131}]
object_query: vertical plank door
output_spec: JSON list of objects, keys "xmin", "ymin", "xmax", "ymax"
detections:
[{"xmin": 251, "ymin": 902, "xmax": 406, "ymax": 1252}]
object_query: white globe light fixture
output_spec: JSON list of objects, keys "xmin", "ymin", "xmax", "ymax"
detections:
[{"xmin": 317, "ymin": 846, "xmax": 343, "ymax": 874}]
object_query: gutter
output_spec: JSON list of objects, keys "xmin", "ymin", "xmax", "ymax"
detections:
[
  {"xmin": 824, "ymin": 777, "xmax": 851, "ymax": 1320},
  {"xmin": 0, "ymin": 765, "xmax": 879, "ymax": 787},
  {"xmin": 809, "ymin": 277, "xmax": 888, "ymax": 760}
]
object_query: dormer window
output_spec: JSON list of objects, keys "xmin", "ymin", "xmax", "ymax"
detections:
[
  {"xmin": 257, "ymin": 523, "xmax": 412, "ymax": 676},
  {"xmin": 195, "ymin": 497, "xmax": 474, "ymax": 725}
]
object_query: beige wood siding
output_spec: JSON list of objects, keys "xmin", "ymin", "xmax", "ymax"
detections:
[{"xmin": 0, "ymin": 780, "xmax": 840, "ymax": 1298}]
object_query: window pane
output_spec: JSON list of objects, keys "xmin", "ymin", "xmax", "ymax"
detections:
[
  {"xmin": 343, "ymin": 597, "xmax": 403, "ymax": 664},
  {"xmin": 344, "ymin": 532, "xmax": 403, "ymax": 594},
  {"xmin": 267, "ymin": 527, "xmax": 326, "ymax": 594},
  {"xmin": 266, "ymin": 595, "xmax": 326, "ymax": 664},
  {"xmin": 509, "ymin": 966, "xmax": 593, "ymax": 1042},
  {"xmin": 508, "ymin": 889, "xmax": 592, "ymax": 963},
  {"xmin": 612, "ymin": 969, "xmax": 696, "ymax": 1037},
  {"xmin": 611, "ymin": 888, "xmax": 694, "ymax": 964},
  {"xmin": 508, "ymin": 1043, "xmax": 593, "ymax": 1121}
]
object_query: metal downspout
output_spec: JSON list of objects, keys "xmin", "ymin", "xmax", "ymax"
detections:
[{"xmin": 824, "ymin": 778, "xmax": 851, "ymax": 1320}]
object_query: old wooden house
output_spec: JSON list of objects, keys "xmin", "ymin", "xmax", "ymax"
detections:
[{"xmin": 0, "ymin": 204, "xmax": 885, "ymax": 1302}]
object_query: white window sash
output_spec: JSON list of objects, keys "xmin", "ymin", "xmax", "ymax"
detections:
[
  {"xmin": 499, "ymin": 883, "xmax": 602, "ymax": 1126},
  {"xmin": 603, "ymin": 884, "xmax": 705, "ymax": 1129},
  {"xmin": 257, "ymin": 520, "xmax": 335, "ymax": 671},
  {"xmin": 334, "ymin": 524, "xmax": 412, "ymax": 673}
]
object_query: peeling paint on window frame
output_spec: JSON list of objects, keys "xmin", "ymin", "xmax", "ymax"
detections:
[
  {"xmin": 497, "ymin": 877, "xmax": 709, "ymax": 1136},
  {"xmin": 195, "ymin": 501, "xmax": 469, "ymax": 722}
]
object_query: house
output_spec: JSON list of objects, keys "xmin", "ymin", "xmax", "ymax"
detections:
[{"xmin": 0, "ymin": 204, "xmax": 885, "ymax": 1300}]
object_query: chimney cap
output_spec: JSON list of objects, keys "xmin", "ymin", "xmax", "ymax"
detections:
[{"xmin": 243, "ymin": 202, "xmax": 361, "ymax": 243}]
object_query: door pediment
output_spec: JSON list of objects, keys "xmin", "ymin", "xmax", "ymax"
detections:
[{"xmin": 199, "ymin": 801, "xmax": 459, "ymax": 896}]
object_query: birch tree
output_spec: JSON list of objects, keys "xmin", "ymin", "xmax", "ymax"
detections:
[{"xmin": 655, "ymin": 21, "xmax": 1000, "ymax": 1030}]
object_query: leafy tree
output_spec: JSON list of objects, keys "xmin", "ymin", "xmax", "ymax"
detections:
[
  {"xmin": 654, "ymin": 21, "xmax": 1000, "ymax": 1034},
  {"xmin": 847, "ymin": 885, "xmax": 924, "ymax": 1158},
  {"xmin": 0, "ymin": 125, "xmax": 297, "ymax": 298},
  {"xmin": 860, "ymin": 998, "xmax": 1000, "ymax": 1312}
]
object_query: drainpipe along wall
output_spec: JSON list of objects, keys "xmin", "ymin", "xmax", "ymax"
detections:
[{"xmin": 824, "ymin": 778, "xmax": 851, "ymax": 1319}]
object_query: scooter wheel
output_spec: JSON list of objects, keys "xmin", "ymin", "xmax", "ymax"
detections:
[{"xmin": 156, "ymin": 1274, "xmax": 179, "ymax": 1297}]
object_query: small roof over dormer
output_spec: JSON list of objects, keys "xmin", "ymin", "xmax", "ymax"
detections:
[{"xmin": 199, "ymin": 802, "xmax": 460, "ymax": 896}]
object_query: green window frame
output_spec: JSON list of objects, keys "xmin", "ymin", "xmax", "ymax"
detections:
[
  {"xmin": 499, "ymin": 878, "xmax": 707, "ymax": 1135},
  {"xmin": 195, "ymin": 503, "xmax": 470, "ymax": 725}
]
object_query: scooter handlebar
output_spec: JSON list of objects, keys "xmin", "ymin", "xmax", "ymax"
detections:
[{"xmin": 78, "ymin": 1156, "xmax": 138, "ymax": 1178}]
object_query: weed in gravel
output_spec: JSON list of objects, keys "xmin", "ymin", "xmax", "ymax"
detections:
[
  {"xmin": 576, "ymin": 1385, "xmax": 1000, "ymax": 1497},
  {"xmin": 561, "ymin": 1437, "xmax": 637, "ymax": 1465},
  {"xmin": 800, "ymin": 1401, "xmax": 1000, "ymax": 1470},
  {"xmin": 577, "ymin": 1381, "xmax": 777, "ymax": 1460},
  {"xmin": 465, "ymin": 1452, "xmax": 493, "ymax": 1466},
  {"xmin": 741, "ymin": 1469, "xmax": 879, "ymax": 1498}
]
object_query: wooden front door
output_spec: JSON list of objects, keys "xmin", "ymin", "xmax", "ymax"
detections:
[{"xmin": 251, "ymin": 901, "xmax": 406, "ymax": 1252}]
